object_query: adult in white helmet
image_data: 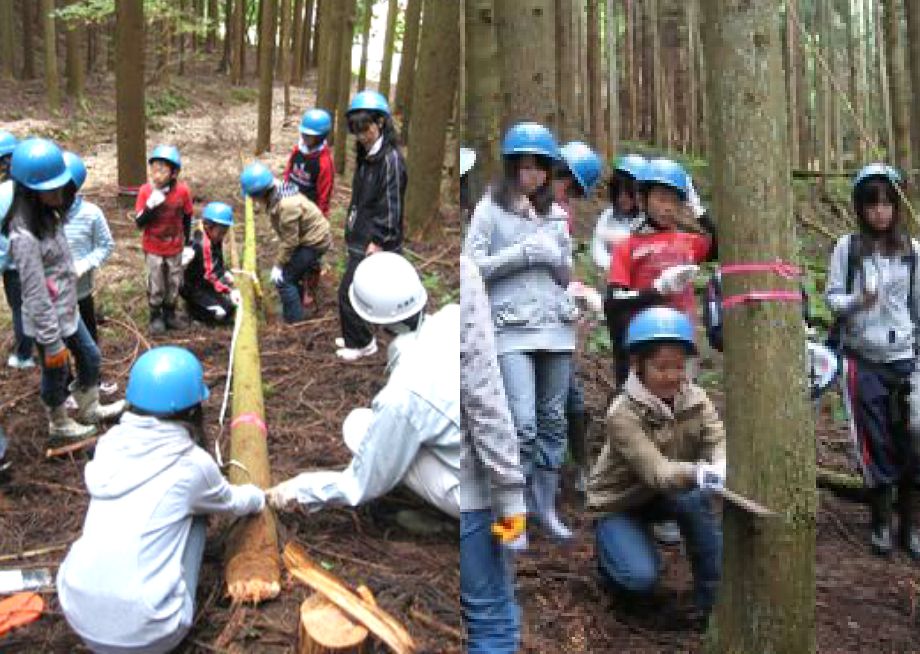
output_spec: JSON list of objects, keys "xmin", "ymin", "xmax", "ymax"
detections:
[{"xmin": 268, "ymin": 253, "xmax": 460, "ymax": 518}]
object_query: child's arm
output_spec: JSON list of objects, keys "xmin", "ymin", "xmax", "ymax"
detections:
[
  {"xmin": 316, "ymin": 149, "xmax": 334, "ymax": 216},
  {"xmin": 8, "ymin": 231, "xmax": 65, "ymax": 355},
  {"xmin": 825, "ymin": 235, "xmax": 862, "ymax": 317},
  {"xmin": 464, "ymin": 199, "xmax": 539, "ymax": 282},
  {"xmin": 367, "ymin": 148, "xmax": 405, "ymax": 250},
  {"xmin": 282, "ymin": 146, "xmax": 296, "ymax": 183},
  {"xmin": 182, "ymin": 186, "xmax": 194, "ymax": 245},
  {"xmin": 134, "ymin": 185, "xmax": 158, "ymax": 229},
  {"xmin": 187, "ymin": 450, "xmax": 265, "ymax": 517},
  {"xmin": 273, "ymin": 202, "xmax": 302, "ymax": 268},
  {"xmin": 81, "ymin": 205, "xmax": 115, "ymax": 272},
  {"xmin": 697, "ymin": 394, "xmax": 727, "ymax": 465},
  {"xmin": 609, "ymin": 410, "xmax": 697, "ymax": 491}
]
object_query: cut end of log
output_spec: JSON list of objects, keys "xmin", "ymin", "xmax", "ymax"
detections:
[
  {"xmin": 227, "ymin": 579, "xmax": 281, "ymax": 604},
  {"xmin": 299, "ymin": 594, "xmax": 368, "ymax": 653}
]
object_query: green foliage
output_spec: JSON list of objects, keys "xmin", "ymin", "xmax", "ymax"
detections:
[
  {"xmin": 585, "ymin": 324, "xmax": 611, "ymax": 355},
  {"xmin": 54, "ymin": 0, "xmax": 215, "ymax": 36},
  {"xmin": 228, "ymin": 87, "xmax": 260, "ymax": 105},
  {"xmin": 146, "ymin": 87, "xmax": 191, "ymax": 128}
]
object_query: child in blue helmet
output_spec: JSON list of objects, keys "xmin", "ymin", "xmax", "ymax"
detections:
[
  {"xmin": 6, "ymin": 138, "xmax": 124, "ymax": 441},
  {"xmin": 588, "ymin": 307, "xmax": 724, "ymax": 619},
  {"xmin": 826, "ymin": 163, "xmax": 920, "ymax": 558},
  {"xmin": 592, "ymin": 154, "xmax": 648, "ymax": 272},
  {"xmin": 464, "ymin": 121, "xmax": 576, "ymax": 541},
  {"xmin": 57, "ymin": 346, "xmax": 265, "ymax": 654},
  {"xmin": 62, "ymin": 152, "xmax": 115, "ymax": 345},
  {"xmin": 336, "ymin": 90, "xmax": 407, "ymax": 362},
  {"xmin": 181, "ymin": 202, "xmax": 239, "ymax": 326},
  {"xmin": 283, "ymin": 108, "xmax": 335, "ymax": 216},
  {"xmin": 0, "ymin": 131, "xmax": 35, "ymax": 369},
  {"xmin": 135, "ymin": 145, "xmax": 194, "ymax": 334}
]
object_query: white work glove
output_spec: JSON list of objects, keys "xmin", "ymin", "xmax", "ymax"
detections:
[
  {"xmin": 267, "ymin": 478, "xmax": 300, "ymax": 510},
  {"xmin": 229, "ymin": 289, "xmax": 241, "ymax": 306},
  {"xmin": 222, "ymin": 271, "xmax": 235, "ymax": 286},
  {"xmin": 73, "ymin": 259, "xmax": 91, "ymax": 278},
  {"xmin": 146, "ymin": 188, "xmax": 166, "ymax": 210},
  {"xmin": 207, "ymin": 304, "xmax": 228, "ymax": 320},
  {"xmin": 270, "ymin": 266, "xmax": 284, "ymax": 285},
  {"xmin": 232, "ymin": 484, "xmax": 266, "ymax": 516},
  {"xmin": 567, "ymin": 281, "xmax": 604, "ymax": 314},
  {"xmin": 695, "ymin": 462, "xmax": 726, "ymax": 491},
  {"xmin": 522, "ymin": 231, "xmax": 562, "ymax": 266},
  {"xmin": 652, "ymin": 264, "xmax": 700, "ymax": 295},
  {"xmin": 181, "ymin": 246, "xmax": 195, "ymax": 267}
]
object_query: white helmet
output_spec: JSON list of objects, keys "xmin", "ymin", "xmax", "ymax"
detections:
[
  {"xmin": 460, "ymin": 148, "xmax": 476, "ymax": 177},
  {"xmin": 349, "ymin": 252, "xmax": 428, "ymax": 324}
]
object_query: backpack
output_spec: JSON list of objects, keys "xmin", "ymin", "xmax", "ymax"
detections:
[{"xmin": 825, "ymin": 233, "xmax": 918, "ymax": 353}]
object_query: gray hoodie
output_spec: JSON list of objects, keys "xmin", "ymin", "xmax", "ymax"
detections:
[
  {"xmin": 825, "ymin": 234, "xmax": 920, "ymax": 363},
  {"xmin": 57, "ymin": 412, "xmax": 264, "ymax": 652},
  {"xmin": 460, "ymin": 255, "xmax": 526, "ymax": 517},
  {"xmin": 464, "ymin": 193, "xmax": 576, "ymax": 355}
]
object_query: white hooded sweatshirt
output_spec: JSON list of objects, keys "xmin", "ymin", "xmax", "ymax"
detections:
[{"xmin": 57, "ymin": 412, "xmax": 264, "ymax": 653}]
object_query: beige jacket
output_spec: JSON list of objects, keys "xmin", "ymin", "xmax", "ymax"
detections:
[
  {"xmin": 586, "ymin": 372, "xmax": 726, "ymax": 516},
  {"xmin": 269, "ymin": 192, "xmax": 332, "ymax": 267}
]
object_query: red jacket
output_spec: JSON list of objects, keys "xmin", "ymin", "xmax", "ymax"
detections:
[
  {"xmin": 608, "ymin": 230, "xmax": 711, "ymax": 318},
  {"xmin": 283, "ymin": 143, "xmax": 334, "ymax": 216},
  {"xmin": 135, "ymin": 182, "xmax": 194, "ymax": 257}
]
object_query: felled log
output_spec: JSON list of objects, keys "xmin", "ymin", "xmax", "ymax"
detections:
[
  {"xmin": 283, "ymin": 542, "xmax": 415, "ymax": 654},
  {"xmin": 298, "ymin": 594, "xmax": 369, "ymax": 654},
  {"xmin": 224, "ymin": 197, "xmax": 281, "ymax": 604}
]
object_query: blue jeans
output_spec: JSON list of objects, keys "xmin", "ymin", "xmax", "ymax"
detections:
[
  {"xmin": 498, "ymin": 351, "xmax": 572, "ymax": 476},
  {"xmin": 35, "ymin": 319, "xmax": 100, "ymax": 408},
  {"xmin": 3, "ymin": 269, "xmax": 35, "ymax": 360},
  {"xmin": 596, "ymin": 490, "xmax": 722, "ymax": 611},
  {"xmin": 566, "ymin": 362, "xmax": 586, "ymax": 417},
  {"xmin": 460, "ymin": 511, "xmax": 520, "ymax": 653},
  {"xmin": 276, "ymin": 245, "xmax": 323, "ymax": 323}
]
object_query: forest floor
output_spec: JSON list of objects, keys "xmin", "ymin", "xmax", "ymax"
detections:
[
  {"xmin": 514, "ymin": 190, "xmax": 920, "ymax": 653},
  {"xmin": 0, "ymin": 60, "xmax": 460, "ymax": 653}
]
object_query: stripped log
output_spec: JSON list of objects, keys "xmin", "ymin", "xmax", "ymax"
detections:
[{"xmin": 224, "ymin": 196, "xmax": 281, "ymax": 604}]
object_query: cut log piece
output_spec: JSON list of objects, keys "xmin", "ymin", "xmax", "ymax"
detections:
[{"xmin": 298, "ymin": 594, "xmax": 369, "ymax": 654}]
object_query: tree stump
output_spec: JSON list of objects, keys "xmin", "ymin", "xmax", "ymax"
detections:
[{"xmin": 298, "ymin": 593, "xmax": 369, "ymax": 654}]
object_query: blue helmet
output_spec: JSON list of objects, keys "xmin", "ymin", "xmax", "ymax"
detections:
[
  {"xmin": 644, "ymin": 158, "xmax": 689, "ymax": 200},
  {"xmin": 347, "ymin": 90, "xmax": 390, "ymax": 117},
  {"xmin": 613, "ymin": 154, "xmax": 649, "ymax": 181},
  {"xmin": 239, "ymin": 162, "xmax": 275, "ymax": 197},
  {"xmin": 501, "ymin": 122, "xmax": 560, "ymax": 161},
  {"xmin": 853, "ymin": 163, "xmax": 901, "ymax": 193},
  {"xmin": 625, "ymin": 307, "xmax": 697, "ymax": 354},
  {"xmin": 460, "ymin": 147, "xmax": 476, "ymax": 177},
  {"xmin": 10, "ymin": 138, "xmax": 72, "ymax": 191},
  {"xmin": 63, "ymin": 151, "xmax": 87, "ymax": 191},
  {"xmin": 202, "ymin": 201, "xmax": 234, "ymax": 227},
  {"xmin": 300, "ymin": 108, "xmax": 333, "ymax": 136},
  {"xmin": 148, "ymin": 144, "xmax": 182, "ymax": 170},
  {"xmin": 126, "ymin": 346, "xmax": 211, "ymax": 415},
  {"xmin": 0, "ymin": 131, "xmax": 18, "ymax": 158},
  {"xmin": 559, "ymin": 141, "xmax": 603, "ymax": 193}
]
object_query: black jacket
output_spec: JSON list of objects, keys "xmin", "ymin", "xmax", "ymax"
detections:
[{"xmin": 345, "ymin": 139, "xmax": 407, "ymax": 255}]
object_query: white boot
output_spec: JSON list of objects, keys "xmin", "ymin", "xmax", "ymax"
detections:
[
  {"xmin": 335, "ymin": 338, "xmax": 378, "ymax": 362},
  {"xmin": 46, "ymin": 404, "xmax": 96, "ymax": 441},
  {"xmin": 72, "ymin": 385, "xmax": 126, "ymax": 424}
]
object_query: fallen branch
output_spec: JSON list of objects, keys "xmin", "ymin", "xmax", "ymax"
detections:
[
  {"xmin": 409, "ymin": 607, "xmax": 462, "ymax": 642},
  {"xmin": 817, "ymin": 467, "xmax": 863, "ymax": 493},
  {"xmin": 0, "ymin": 544, "xmax": 68, "ymax": 564},
  {"xmin": 45, "ymin": 437, "xmax": 98, "ymax": 459},
  {"xmin": 283, "ymin": 542, "xmax": 415, "ymax": 654}
]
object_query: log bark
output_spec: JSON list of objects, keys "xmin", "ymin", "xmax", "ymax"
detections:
[
  {"xmin": 115, "ymin": 0, "xmax": 147, "ymax": 197},
  {"xmin": 378, "ymin": 0, "xmax": 399, "ymax": 99},
  {"xmin": 224, "ymin": 198, "xmax": 281, "ymax": 604},
  {"xmin": 256, "ymin": 0, "xmax": 276, "ymax": 153},
  {"xmin": 334, "ymin": 0, "xmax": 356, "ymax": 175}
]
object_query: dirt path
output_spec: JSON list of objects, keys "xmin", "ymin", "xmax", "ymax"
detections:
[{"xmin": 0, "ymin": 64, "xmax": 460, "ymax": 653}]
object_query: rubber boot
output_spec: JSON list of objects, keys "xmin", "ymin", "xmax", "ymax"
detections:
[
  {"xmin": 163, "ymin": 303, "xmax": 188, "ymax": 330},
  {"xmin": 568, "ymin": 412, "xmax": 589, "ymax": 494},
  {"xmin": 302, "ymin": 270, "xmax": 321, "ymax": 310},
  {"xmin": 45, "ymin": 403, "xmax": 96, "ymax": 441},
  {"xmin": 72, "ymin": 385, "xmax": 126, "ymax": 424},
  {"xmin": 149, "ymin": 305, "xmax": 166, "ymax": 335},
  {"xmin": 898, "ymin": 479, "xmax": 920, "ymax": 560},
  {"xmin": 532, "ymin": 467, "xmax": 573, "ymax": 541},
  {"xmin": 870, "ymin": 484, "xmax": 894, "ymax": 556}
]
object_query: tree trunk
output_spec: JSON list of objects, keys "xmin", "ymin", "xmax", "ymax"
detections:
[
  {"xmin": 877, "ymin": 0, "xmax": 895, "ymax": 160},
  {"xmin": 65, "ymin": 11, "xmax": 85, "ymax": 100},
  {"xmin": 394, "ymin": 0, "xmax": 423, "ymax": 122},
  {"xmin": 405, "ymin": 0, "xmax": 458, "ymax": 237},
  {"xmin": 280, "ymin": 0, "xmax": 292, "ymax": 114},
  {"xmin": 693, "ymin": 0, "xmax": 708, "ymax": 155},
  {"xmin": 884, "ymin": 0, "xmax": 913, "ymax": 174},
  {"xmin": 786, "ymin": 0, "xmax": 800, "ymax": 170},
  {"xmin": 577, "ymin": 0, "xmax": 589, "ymax": 134},
  {"xmin": 208, "ymin": 0, "xmax": 219, "ymax": 50},
  {"xmin": 357, "ymin": 0, "xmax": 372, "ymax": 90},
  {"xmin": 178, "ymin": 0, "xmax": 187, "ymax": 76},
  {"xmin": 21, "ymin": 0, "xmax": 34, "ymax": 79},
  {"xmin": 701, "ymin": 1, "xmax": 817, "ymax": 650},
  {"xmin": 318, "ymin": 0, "xmax": 343, "ymax": 115},
  {"xmin": 256, "ymin": 0, "xmax": 276, "ymax": 153},
  {"xmin": 41, "ymin": 0, "xmax": 60, "ymax": 111},
  {"xmin": 586, "ymin": 0, "xmax": 602, "ymax": 150},
  {"xmin": 906, "ymin": 0, "xmax": 920, "ymax": 177},
  {"xmin": 649, "ymin": 0, "xmax": 663, "ymax": 147},
  {"xmin": 555, "ymin": 0, "xmax": 578, "ymax": 141},
  {"xmin": 115, "ymin": 0, "xmax": 147, "ymax": 196},
  {"xmin": 220, "ymin": 0, "xmax": 232, "ymax": 72},
  {"xmin": 845, "ymin": 0, "xmax": 865, "ymax": 162},
  {"xmin": 816, "ymin": 0, "xmax": 831, "ymax": 177},
  {"xmin": 464, "ymin": 0, "xmax": 500, "ymax": 219},
  {"xmin": 334, "ymin": 0, "xmax": 356, "ymax": 175},
  {"xmin": 307, "ymin": 0, "xmax": 318, "ymax": 69},
  {"xmin": 378, "ymin": 0, "xmax": 398, "ymax": 99},
  {"xmin": 496, "ymin": 0, "xmax": 557, "ymax": 131},
  {"xmin": 625, "ymin": 0, "xmax": 636, "ymax": 140},
  {"xmin": 606, "ymin": 0, "xmax": 618, "ymax": 157},
  {"xmin": 291, "ymin": 0, "xmax": 304, "ymax": 81},
  {"xmin": 0, "ymin": 0, "xmax": 13, "ymax": 80},
  {"xmin": 231, "ymin": 0, "xmax": 244, "ymax": 82}
]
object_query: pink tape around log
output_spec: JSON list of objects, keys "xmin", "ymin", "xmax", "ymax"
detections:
[
  {"xmin": 722, "ymin": 290, "xmax": 803, "ymax": 309},
  {"xmin": 231, "ymin": 412, "xmax": 268, "ymax": 436},
  {"xmin": 719, "ymin": 262, "xmax": 802, "ymax": 279}
]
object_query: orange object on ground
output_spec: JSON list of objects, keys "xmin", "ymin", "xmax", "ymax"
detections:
[{"xmin": 0, "ymin": 592, "xmax": 44, "ymax": 636}]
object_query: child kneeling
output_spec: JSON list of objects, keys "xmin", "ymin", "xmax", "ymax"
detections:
[
  {"xmin": 181, "ymin": 202, "xmax": 239, "ymax": 325},
  {"xmin": 57, "ymin": 347, "xmax": 265, "ymax": 653},
  {"xmin": 587, "ymin": 307, "xmax": 725, "ymax": 616}
]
